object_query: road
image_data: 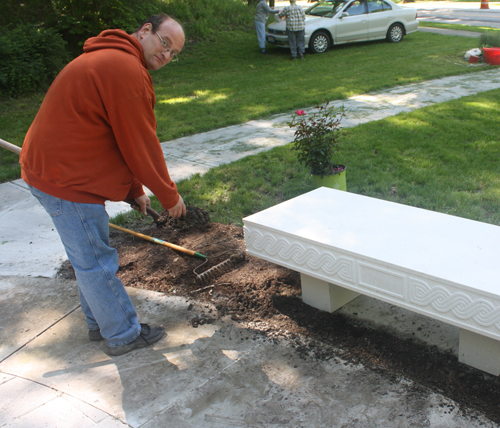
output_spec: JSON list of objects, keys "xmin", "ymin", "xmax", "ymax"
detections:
[{"xmin": 413, "ymin": 1, "xmax": 500, "ymax": 28}]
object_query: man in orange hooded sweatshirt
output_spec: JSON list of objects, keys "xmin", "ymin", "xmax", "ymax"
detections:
[{"xmin": 20, "ymin": 15, "xmax": 185, "ymax": 356}]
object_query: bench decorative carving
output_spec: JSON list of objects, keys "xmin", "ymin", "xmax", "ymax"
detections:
[{"xmin": 244, "ymin": 188, "xmax": 500, "ymax": 375}]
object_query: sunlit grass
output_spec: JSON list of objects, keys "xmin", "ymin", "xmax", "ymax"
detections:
[
  {"xmin": 418, "ymin": 21, "xmax": 500, "ymax": 34},
  {"xmin": 158, "ymin": 90, "xmax": 229, "ymax": 105},
  {"xmin": 168, "ymin": 89, "xmax": 500, "ymax": 227},
  {"xmin": 150, "ymin": 30, "xmax": 496, "ymax": 141},
  {"xmin": 1, "ymin": 28, "xmax": 498, "ymax": 183}
]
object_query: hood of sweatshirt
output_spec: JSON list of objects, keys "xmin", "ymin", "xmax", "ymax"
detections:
[{"xmin": 83, "ymin": 29, "xmax": 146, "ymax": 68}]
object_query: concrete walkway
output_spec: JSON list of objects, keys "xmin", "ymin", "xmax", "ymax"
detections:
[{"xmin": 2, "ymin": 55, "xmax": 500, "ymax": 427}]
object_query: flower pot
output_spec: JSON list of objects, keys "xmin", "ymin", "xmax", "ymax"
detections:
[
  {"xmin": 483, "ymin": 47, "xmax": 500, "ymax": 65},
  {"xmin": 468, "ymin": 55, "xmax": 480, "ymax": 64},
  {"xmin": 312, "ymin": 166, "xmax": 346, "ymax": 191}
]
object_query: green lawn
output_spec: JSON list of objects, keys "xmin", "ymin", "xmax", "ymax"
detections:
[
  {"xmin": 418, "ymin": 21, "xmax": 500, "ymax": 34},
  {"xmin": 3, "ymin": 23, "xmax": 500, "ymax": 229},
  {"xmin": 0, "ymin": 28, "xmax": 492, "ymax": 182},
  {"xmin": 152, "ymin": 29, "xmax": 485, "ymax": 141},
  {"xmin": 169, "ymin": 88, "xmax": 500, "ymax": 227}
]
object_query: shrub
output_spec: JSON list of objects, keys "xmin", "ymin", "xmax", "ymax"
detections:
[
  {"xmin": 0, "ymin": 0, "xmax": 54, "ymax": 29},
  {"xmin": 2, "ymin": 0, "xmax": 256, "ymax": 57},
  {"xmin": 45, "ymin": 0, "xmax": 166, "ymax": 56},
  {"xmin": 159, "ymin": 0, "xmax": 255, "ymax": 41},
  {"xmin": 479, "ymin": 32, "xmax": 500, "ymax": 48},
  {"xmin": 288, "ymin": 103, "xmax": 347, "ymax": 177},
  {"xmin": 0, "ymin": 25, "xmax": 69, "ymax": 98},
  {"xmin": 0, "ymin": 0, "xmax": 256, "ymax": 97},
  {"xmin": 47, "ymin": 0, "xmax": 254, "ymax": 55}
]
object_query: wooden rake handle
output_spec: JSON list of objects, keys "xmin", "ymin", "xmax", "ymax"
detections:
[
  {"xmin": 0, "ymin": 138, "xmax": 22, "ymax": 155},
  {"xmin": 109, "ymin": 223, "xmax": 206, "ymax": 259},
  {"xmin": 124, "ymin": 199, "xmax": 161, "ymax": 223}
]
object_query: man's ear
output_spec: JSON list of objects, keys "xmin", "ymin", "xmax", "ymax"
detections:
[{"xmin": 140, "ymin": 23, "xmax": 152, "ymax": 38}]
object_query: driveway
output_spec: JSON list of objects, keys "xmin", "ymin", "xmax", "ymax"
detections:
[{"xmin": 413, "ymin": 1, "xmax": 500, "ymax": 28}]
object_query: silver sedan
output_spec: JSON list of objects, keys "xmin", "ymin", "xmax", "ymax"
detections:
[{"xmin": 266, "ymin": 0, "xmax": 419, "ymax": 53}]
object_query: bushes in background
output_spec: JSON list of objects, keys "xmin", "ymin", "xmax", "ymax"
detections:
[
  {"xmin": 1, "ymin": 0, "xmax": 167, "ymax": 58},
  {"xmin": 1, "ymin": 0, "xmax": 255, "ymax": 53},
  {"xmin": 49, "ymin": 0, "xmax": 254, "ymax": 50},
  {"xmin": 0, "ymin": 0, "xmax": 255, "ymax": 98},
  {"xmin": 0, "ymin": 25, "xmax": 69, "ymax": 98},
  {"xmin": 479, "ymin": 32, "xmax": 500, "ymax": 48},
  {"xmin": 161, "ymin": 0, "xmax": 254, "ymax": 41},
  {"xmin": 47, "ymin": 0, "xmax": 167, "ymax": 56},
  {"xmin": 1, "ymin": 0, "xmax": 163, "ymax": 98},
  {"xmin": 0, "ymin": 0, "xmax": 55, "ymax": 29}
]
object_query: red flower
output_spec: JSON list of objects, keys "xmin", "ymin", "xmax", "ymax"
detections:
[{"xmin": 296, "ymin": 110, "xmax": 306, "ymax": 116}]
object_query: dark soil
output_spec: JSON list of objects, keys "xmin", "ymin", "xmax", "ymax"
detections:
[{"xmin": 58, "ymin": 206, "xmax": 500, "ymax": 424}]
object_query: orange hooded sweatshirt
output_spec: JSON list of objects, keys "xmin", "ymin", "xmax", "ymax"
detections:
[{"xmin": 20, "ymin": 29, "xmax": 179, "ymax": 209}]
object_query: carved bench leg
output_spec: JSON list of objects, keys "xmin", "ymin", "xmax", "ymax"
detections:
[
  {"xmin": 300, "ymin": 273, "xmax": 360, "ymax": 313},
  {"xmin": 459, "ymin": 329, "xmax": 500, "ymax": 376}
]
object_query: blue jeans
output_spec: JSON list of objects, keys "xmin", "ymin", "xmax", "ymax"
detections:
[
  {"xmin": 29, "ymin": 185, "xmax": 141, "ymax": 347},
  {"xmin": 255, "ymin": 20, "xmax": 266, "ymax": 50}
]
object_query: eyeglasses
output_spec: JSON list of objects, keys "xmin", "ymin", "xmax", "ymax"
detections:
[{"xmin": 154, "ymin": 31, "xmax": 179, "ymax": 62}]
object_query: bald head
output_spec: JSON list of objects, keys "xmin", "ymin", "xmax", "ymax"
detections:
[{"xmin": 131, "ymin": 16, "xmax": 185, "ymax": 70}]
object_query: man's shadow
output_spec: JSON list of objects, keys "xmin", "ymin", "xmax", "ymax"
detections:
[{"xmin": 114, "ymin": 325, "xmax": 261, "ymax": 426}]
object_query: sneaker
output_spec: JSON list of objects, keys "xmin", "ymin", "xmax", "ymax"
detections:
[
  {"xmin": 260, "ymin": 50, "xmax": 268, "ymax": 55},
  {"xmin": 104, "ymin": 324, "xmax": 166, "ymax": 356},
  {"xmin": 88, "ymin": 329, "xmax": 104, "ymax": 341}
]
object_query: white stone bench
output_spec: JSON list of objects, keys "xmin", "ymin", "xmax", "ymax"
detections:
[{"xmin": 243, "ymin": 188, "xmax": 500, "ymax": 375}]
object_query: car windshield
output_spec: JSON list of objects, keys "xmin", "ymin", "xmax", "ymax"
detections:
[{"xmin": 305, "ymin": 0, "xmax": 348, "ymax": 17}]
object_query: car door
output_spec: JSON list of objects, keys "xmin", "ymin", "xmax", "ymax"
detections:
[
  {"xmin": 366, "ymin": 0, "xmax": 395, "ymax": 40},
  {"xmin": 334, "ymin": 0, "xmax": 368, "ymax": 43}
]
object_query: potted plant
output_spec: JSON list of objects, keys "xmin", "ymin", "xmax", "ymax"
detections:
[
  {"xmin": 288, "ymin": 102, "xmax": 347, "ymax": 190},
  {"xmin": 479, "ymin": 33, "xmax": 500, "ymax": 65}
]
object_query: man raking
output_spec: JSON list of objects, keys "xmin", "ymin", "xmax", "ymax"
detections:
[{"xmin": 20, "ymin": 14, "xmax": 186, "ymax": 356}]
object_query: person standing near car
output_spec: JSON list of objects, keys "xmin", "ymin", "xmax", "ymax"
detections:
[
  {"xmin": 255, "ymin": 0, "xmax": 280, "ymax": 54},
  {"xmin": 277, "ymin": 0, "xmax": 306, "ymax": 60},
  {"xmin": 20, "ymin": 15, "xmax": 186, "ymax": 357}
]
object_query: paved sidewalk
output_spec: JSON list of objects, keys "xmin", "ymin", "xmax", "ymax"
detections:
[{"xmin": 1, "ymin": 66, "xmax": 500, "ymax": 426}]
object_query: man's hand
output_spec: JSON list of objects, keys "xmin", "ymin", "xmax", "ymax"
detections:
[
  {"xmin": 133, "ymin": 194, "xmax": 151, "ymax": 215},
  {"xmin": 168, "ymin": 194, "xmax": 186, "ymax": 218}
]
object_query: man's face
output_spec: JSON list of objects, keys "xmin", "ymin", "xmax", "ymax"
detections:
[{"xmin": 138, "ymin": 19, "xmax": 185, "ymax": 71}]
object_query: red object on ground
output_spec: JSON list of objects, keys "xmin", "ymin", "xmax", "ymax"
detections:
[
  {"xmin": 480, "ymin": 0, "xmax": 489, "ymax": 9},
  {"xmin": 469, "ymin": 55, "xmax": 479, "ymax": 64},
  {"xmin": 483, "ymin": 47, "xmax": 500, "ymax": 65}
]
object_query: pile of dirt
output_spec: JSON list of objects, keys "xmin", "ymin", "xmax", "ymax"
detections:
[{"xmin": 58, "ymin": 207, "xmax": 500, "ymax": 423}]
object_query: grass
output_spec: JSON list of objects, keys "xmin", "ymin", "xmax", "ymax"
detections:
[
  {"xmin": 175, "ymin": 88, "xmax": 500, "ymax": 227},
  {"xmin": 0, "ymin": 28, "xmax": 494, "ymax": 182},
  {"xmin": 0, "ymin": 94, "xmax": 45, "ymax": 182},
  {"xmin": 418, "ymin": 21, "xmax": 500, "ymax": 35},
  {"xmin": 2, "ymin": 20, "xmax": 500, "ymax": 228},
  {"xmin": 152, "ymin": 30, "xmax": 485, "ymax": 140}
]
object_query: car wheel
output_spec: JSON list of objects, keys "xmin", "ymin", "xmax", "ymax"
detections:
[
  {"xmin": 386, "ymin": 23, "xmax": 404, "ymax": 43},
  {"xmin": 309, "ymin": 31, "xmax": 330, "ymax": 54}
]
